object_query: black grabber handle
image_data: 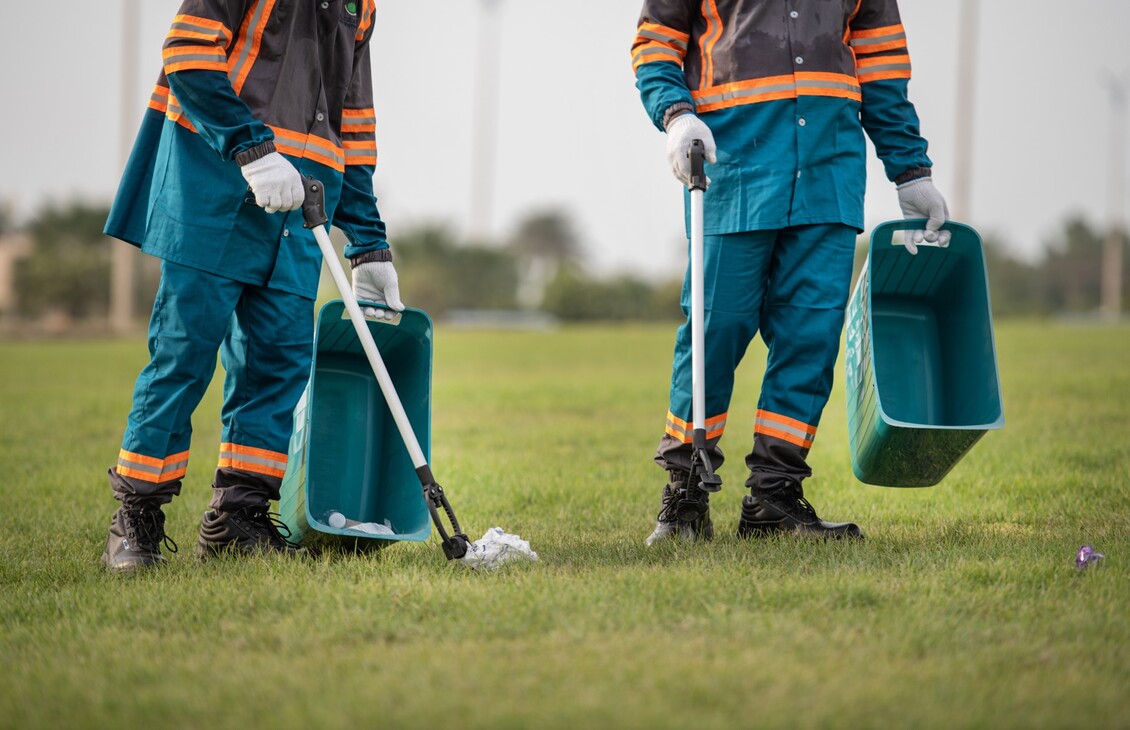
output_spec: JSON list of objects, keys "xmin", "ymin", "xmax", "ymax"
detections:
[
  {"xmin": 301, "ymin": 176, "xmax": 330, "ymax": 229},
  {"xmin": 417, "ymin": 466, "xmax": 471, "ymax": 560},
  {"xmin": 689, "ymin": 139, "xmax": 707, "ymax": 192}
]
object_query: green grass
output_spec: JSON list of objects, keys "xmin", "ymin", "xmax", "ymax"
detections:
[{"xmin": 1, "ymin": 321, "xmax": 1128, "ymax": 729}]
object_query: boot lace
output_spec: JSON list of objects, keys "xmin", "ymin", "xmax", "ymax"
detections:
[
  {"xmin": 126, "ymin": 508, "xmax": 178, "ymax": 554},
  {"xmin": 238, "ymin": 506, "xmax": 298, "ymax": 548}
]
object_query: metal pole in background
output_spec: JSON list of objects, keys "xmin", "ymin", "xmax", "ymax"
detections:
[
  {"xmin": 110, "ymin": 0, "xmax": 139, "ymax": 334},
  {"xmin": 1100, "ymin": 71, "xmax": 1128, "ymax": 322},
  {"xmin": 951, "ymin": 0, "xmax": 979, "ymax": 223},
  {"xmin": 468, "ymin": 0, "xmax": 502, "ymax": 241}
]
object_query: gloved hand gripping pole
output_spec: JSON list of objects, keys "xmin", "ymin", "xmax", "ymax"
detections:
[
  {"xmin": 678, "ymin": 140, "xmax": 722, "ymax": 523},
  {"xmin": 301, "ymin": 177, "xmax": 470, "ymax": 560}
]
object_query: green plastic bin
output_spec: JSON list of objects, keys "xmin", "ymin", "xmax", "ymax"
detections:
[
  {"xmin": 279, "ymin": 300, "xmax": 433, "ymax": 548},
  {"xmin": 844, "ymin": 220, "xmax": 1005, "ymax": 487}
]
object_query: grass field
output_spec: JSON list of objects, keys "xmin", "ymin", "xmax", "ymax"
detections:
[{"xmin": 1, "ymin": 320, "xmax": 1128, "ymax": 729}]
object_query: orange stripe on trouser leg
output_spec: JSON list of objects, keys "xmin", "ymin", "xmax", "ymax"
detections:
[
  {"xmin": 218, "ymin": 443, "xmax": 288, "ymax": 478},
  {"xmin": 116, "ymin": 449, "xmax": 190, "ymax": 483}
]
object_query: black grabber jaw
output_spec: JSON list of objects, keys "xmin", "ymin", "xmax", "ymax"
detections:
[
  {"xmin": 301, "ymin": 176, "xmax": 330, "ymax": 229},
  {"xmin": 417, "ymin": 466, "xmax": 471, "ymax": 560},
  {"xmin": 676, "ymin": 428, "xmax": 722, "ymax": 521},
  {"xmin": 689, "ymin": 139, "xmax": 707, "ymax": 192}
]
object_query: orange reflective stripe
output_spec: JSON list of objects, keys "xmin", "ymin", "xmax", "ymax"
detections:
[
  {"xmin": 148, "ymin": 84, "xmax": 170, "ymax": 113},
  {"xmin": 855, "ymin": 54, "xmax": 912, "ymax": 83},
  {"xmin": 632, "ymin": 21, "xmax": 690, "ymax": 73},
  {"xmin": 344, "ymin": 140, "xmax": 377, "ymax": 166},
  {"xmin": 168, "ymin": 14, "xmax": 233, "ymax": 46},
  {"xmin": 693, "ymin": 72, "xmax": 861, "ymax": 112},
  {"xmin": 271, "ymin": 126, "xmax": 347, "ymax": 172},
  {"xmin": 699, "ymin": 0, "xmax": 723, "ymax": 89},
  {"xmin": 218, "ymin": 443, "xmax": 287, "ymax": 478},
  {"xmin": 355, "ymin": 0, "xmax": 375, "ymax": 41},
  {"xmin": 164, "ymin": 93, "xmax": 199, "ymax": 132},
  {"xmin": 665, "ymin": 411, "xmax": 727, "ymax": 443},
  {"xmin": 162, "ymin": 45, "xmax": 228, "ymax": 74},
  {"xmin": 849, "ymin": 23, "xmax": 908, "ymax": 54},
  {"xmin": 342, "ymin": 107, "xmax": 376, "ymax": 133},
  {"xmin": 229, "ymin": 0, "xmax": 278, "ymax": 95},
  {"xmin": 754, "ymin": 410, "xmax": 816, "ymax": 449},
  {"xmin": 116, "ymin": 449, "xmax": 190, "ymax": 484},
  {"xmin": 632, "ymin": 42, "xmax": 685, "ymax": 72}
]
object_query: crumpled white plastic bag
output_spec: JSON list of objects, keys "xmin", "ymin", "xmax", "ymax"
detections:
[{"xmin": 460, "ymin": 527, "xmax": 539, "ymax": 571}]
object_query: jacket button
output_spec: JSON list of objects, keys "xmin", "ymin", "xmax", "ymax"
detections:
[
  {"xmin": 316, "ymin": 112, "xmax": 325, "ymax": 122},
  {"xmin": 283, "ymin": 229, "xmax": 291, "ymax": 237}
]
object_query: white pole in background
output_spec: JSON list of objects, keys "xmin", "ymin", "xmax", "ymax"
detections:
[
  {"xmin": 468, "ymin": 0, "xmax": 502, "ymax": 241},
  {"xmin": 110, "ymin": 0, "xmax": 139, "ymax": 334},
  {"xmin": 1100, "ymin": 71, "xmax": 1128, "ymax": 322},
  {"xmin": 951, "ymin": 0, "xmax": 979, "ymax": 223}
]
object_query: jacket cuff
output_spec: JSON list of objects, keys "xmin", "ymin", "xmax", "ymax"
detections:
[
  {"xmin": 894, "ymin": 167, "xmax": 932, "ymax": 185},
  {"xmin": 234, "ymin": 140, "xmax": 278, "ymax": 166},
  {"xmin": 348, "ymin": 249, "xmax": 393, "ymax": 268},
  {"xmin": 662, "ymin": 102, "xmax": 696, "ymax": 131}
]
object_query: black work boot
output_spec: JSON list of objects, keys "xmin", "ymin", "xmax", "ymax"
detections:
[
  {"xmin": 102, "ymin": 504, "xmax": 178, "ymax": 572},
  {"xmin": 645, "ymin": 472, "xmax": 714, "ymax": 546},
  {"xmin": 196, "ymin": 505, "xmax": 303, "ymax": 558},
  {"xmin": 737, "ymin": 481, "xmax": 863, "ymax": 540}
]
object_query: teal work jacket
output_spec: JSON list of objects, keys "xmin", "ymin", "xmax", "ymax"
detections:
[
  {"xmin": 633, "ymin": 0, "xmax": 933, "ymax": 236},
  {"xmin": 105, "ymin": 0, "xmax": 388, "ymax": 300}
]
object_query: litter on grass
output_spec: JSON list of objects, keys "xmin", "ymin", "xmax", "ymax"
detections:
[
  {"xmin": 1075, "ymin": 545, "xmax": 1105, "ymax": 570},
  {"xmin": 461, "ymin": 527, "xmax": 539, "ymax": 571}
]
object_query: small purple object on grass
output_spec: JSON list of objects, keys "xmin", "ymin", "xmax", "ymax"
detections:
[{"xmin": 1075, "ymin": 545, "xmax": 1105, "ymax": 570}]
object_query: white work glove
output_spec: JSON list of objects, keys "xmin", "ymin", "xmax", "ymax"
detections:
[
  {"xmin": 897, "ymin": 176, "xmax": 951, "ymax": 254},
  {"xmin": 240, "ymin": 152, "xmax": 304, "ymax": 214},
  {"xmin": 351, "ymin": 260, "xmax": 405, "ymax": 321},
  {"xmin": 665, "ymin": 113, "xmax": 717, "ymax": 187}
]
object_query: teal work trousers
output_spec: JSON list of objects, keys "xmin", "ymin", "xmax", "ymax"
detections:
[
  {"xmin": 113, "ymin": 260, "xmax": 314, "ymax": 505},
  {"xmin": 656, "ymin": 224, "xmax": 858, "ymax": 488}
]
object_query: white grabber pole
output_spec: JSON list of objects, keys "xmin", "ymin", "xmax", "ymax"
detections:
[
  {"xmin": 678, "ymin": 140, "xmax": 721, "ymax": 523},
  {"xmin": 300, "ymin": 177, "xmax": 470, "ymax": 560}
]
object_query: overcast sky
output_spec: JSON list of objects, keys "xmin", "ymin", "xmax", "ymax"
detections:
[{"xmin": 2, "ymin": 1, "xmax": 1128, "ymax": 280}]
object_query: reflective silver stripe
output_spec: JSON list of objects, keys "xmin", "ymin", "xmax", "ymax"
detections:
[
  {"xmin": 228, "ymin": 0, "xmax": 269, "ymax": 85},
  {"xmin": 170, "ymin": 20, "xmax": 230, "ymax": 44},
  {"xmin": 343, "ymin": 113, "xmax": 376, "ymax": 127},
  {"xmin": 665, "ymin": 417, "xmax": 689, "ymax": 438},
  {"xmin": 219, "ymin": 448, "xmax": 287, "ymax": 472},
  {"xmin": 166, "ymin": 51, "xmax": 226, "ymax": 66},
  {"xmin": 117, "ymin": 456, "xmax": 188, "ymax": 478},
  {"xmin": 304, "ymin": 137, "xmax": 346, "ymax": 167},
  {"xmin": 344, "ymin": 147, "xmax": 376, "ymax": 162},
  {"xmin": 796, "ymin": 79, "xmax": 861, "ymax": 94},
  {"xmin": 850, "ymin": 31, "xmax": 906, "ymax": 47},
  {"xmin": 633, "ymin": 46, "xmax": 683, "ymax": 64},
  {"xmin": 856, "ymin": 62, "xmax": 911, "ymax": 75},
  {"xmin": 696, "ymin": 80, "xmax": 796, "ymax": 105},
  {"xmin": 754, "ymin": 416, "xmax": 813, "ymax": 442},
  {"xmin": 637, "ymin": 28, "xmax": 688, "ymax": 51}
]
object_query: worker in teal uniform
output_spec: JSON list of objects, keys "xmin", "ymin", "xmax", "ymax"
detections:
[
  {"xmin": 633, "ymin": 0, "xmax": 951, "ymax": 544},
  {"xmin": 101, "ymin": 0, "xmax": 403, "ymax": 571}
]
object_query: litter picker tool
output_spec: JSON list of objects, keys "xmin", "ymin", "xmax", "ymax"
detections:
[
  {"xmin": 300, "ymin": 176, "xmax": 471, "ymax": 560},
  {"xmin": 677, "ymin": 140, "xmax": 723, "ymax": 524}
]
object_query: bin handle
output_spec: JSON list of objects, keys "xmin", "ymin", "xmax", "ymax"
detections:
[{"xmin": 871, "ymin": 219, "xmax": 975, "ymax": 250}]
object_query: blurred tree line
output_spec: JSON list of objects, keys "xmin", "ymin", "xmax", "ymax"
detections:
[{"xmin": 1, "ymin": 200, "xmax": 1126, "ymax": 332}]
